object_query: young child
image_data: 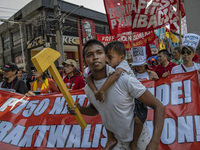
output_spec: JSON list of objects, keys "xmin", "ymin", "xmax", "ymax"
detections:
[{"xmin": 86, "ymin": 41, "xmax": 148, "ymax": 150}]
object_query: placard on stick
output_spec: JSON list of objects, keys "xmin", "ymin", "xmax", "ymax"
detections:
[{"xmin": 31, "ymin": 48, "xmax": 87, "ymax": 129}]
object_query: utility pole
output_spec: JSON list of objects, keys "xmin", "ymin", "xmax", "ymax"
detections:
[
  {"xmin": 0, "ymin": 19, "xmax": 26, "ymax": 70},
  {"xmin": 54, "ymin": 0, "xmax": 64, "ymax": 65},
  {"xmin": 19, "ymin": 23, "xmax": 26, "ymax": 70}
]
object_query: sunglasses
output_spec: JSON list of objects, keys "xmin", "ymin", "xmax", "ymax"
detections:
[{"xmin": 181, "ymin": 50, "xmax": 192, "ymax": 55}]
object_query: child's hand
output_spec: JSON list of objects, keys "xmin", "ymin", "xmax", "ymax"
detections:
[
  {"xmin": 25, "ymin": 91, "xmax": 36, "ymax": 97},
  {"xmin": 95, "ymin": 91, "xmax": 105, "ymax": 103}
]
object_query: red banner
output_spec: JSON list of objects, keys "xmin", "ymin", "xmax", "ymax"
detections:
[
  {"xmin": 96, "ymin": 34, "xmax": 112, "ymax": 46},
  {"xmin": 104, "ymin": 0, "xmax": 178, "ymax": 35},
  {"xmin": 0, "ymin": 71, "xmax": 199, "ymax": 150},
  {"xmin": 96, "ymin": 31, "xmax": 155, "ymax": 49}
]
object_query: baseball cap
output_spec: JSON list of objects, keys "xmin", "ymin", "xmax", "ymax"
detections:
[
  {"xmin": 62, "ymin": 59, "xmax": 77, "ymax": 67},
  {"xmin": 181, "ymin": 45, "xmax": 195, "ymax": 53},
  {"xmin": 2, "ymin": 62, "xmax": 18, "ymax": 72},
  {"xmin": 132, "ymin": 61, "xmax": 147, "ymax": 67}
]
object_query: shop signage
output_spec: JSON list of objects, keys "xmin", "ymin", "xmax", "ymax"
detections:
[
  {"xmin": 27, "ymin": 36, "xmax": 43, "ymax": 49},
  {"xmin": 63, "ymin": 36, "xmax": 80, "ymax": 45}
]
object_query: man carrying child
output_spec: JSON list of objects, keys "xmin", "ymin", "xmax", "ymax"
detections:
[{"xmin": 68, "ymin": 40, "xmax": 165, "ymax": 150}]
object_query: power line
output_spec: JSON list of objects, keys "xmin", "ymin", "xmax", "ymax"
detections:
[
  {"xmin": 0, "ymin": 16, "xmax": 10, "ymax": 18},
  {"xmin": 0, "ymin": 10, "xmax": 16, "ymax": 13},
  {"xmin": 0, "ymin": 7, "xmax": 18, "ymax": 11}
]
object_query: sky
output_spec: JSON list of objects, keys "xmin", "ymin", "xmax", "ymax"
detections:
[{"xmin": 0, "ymin": 0, "xmax": 106, "ymax": 20}]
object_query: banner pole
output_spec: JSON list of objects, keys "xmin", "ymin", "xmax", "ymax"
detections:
[
  {"xmin": 131, "ymin": 31, "xmax": 133, "ymax": 47},
  {"xmin": 179, "ymin": 0, "xmax": 182, "ymax": 47}
]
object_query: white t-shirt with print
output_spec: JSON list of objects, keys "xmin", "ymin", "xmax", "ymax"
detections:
[
  {"xmin": 85, "ymin": 65, "xmax": 146, "ymax": 142},
  {"xmin": 171, "ymin": 62, "xmax": 200, "ymax": 85},
  {"xmin": 136, "ymin": 72, "xmax": 150, "ymax": 81},
  {"xmin": 171, "ymin": 62, "xmax": 200, "ymax": 74},
  {"xmin": 171, "ymin": 62, "xmax": 200, "ymax": 84}
]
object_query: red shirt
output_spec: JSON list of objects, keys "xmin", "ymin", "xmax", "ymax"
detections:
[
  {"xmin": 63, "ymin": 75, "xmax": 85, "ymax": 90},
  {"xmin": 150, "ymin": 65, "xmax": 157, "ymax": 71},
  {"xmin": 155, "ymin": 61, "xmax": 177, "ymax": 77},
  {"xmin": 31, "ymin": 78, "xmax": 59, "ymax": 94},
  {"xmin": 192, "ymin": 53, "xmax": 199, "ymax": 63}
]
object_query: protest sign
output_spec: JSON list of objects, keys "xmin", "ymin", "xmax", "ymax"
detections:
[
  {"xmin": 104, "ymin": 0, "xmax": 178, "ymax": 35},
  {"xmin": 96, "ymin": 31, "xmax": 155, "ymax": 49},
  {"xmin": 0, "ymin": 71, "xmax": 200, "ymax": 149},
  {"xmin": 182, "ymin": 33, "xmax": 200, "ymax": 51},
  {"xmin": 131, "ymin": 46, "xmax": 147, "ymax": 66}
]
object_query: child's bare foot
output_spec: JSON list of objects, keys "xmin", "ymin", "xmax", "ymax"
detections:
[{"xmin": 104, "ymin": 139, "xmax": 117, "ymax": 150}]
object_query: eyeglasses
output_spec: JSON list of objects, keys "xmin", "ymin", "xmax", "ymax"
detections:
[{"xmin": 181, "ymin": 50, "xmax": 192, "ymax": 55}]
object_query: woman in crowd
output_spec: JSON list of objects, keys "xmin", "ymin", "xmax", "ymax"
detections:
[
  {"xmin": 30, "ymin": 68, "xmax": 59, "ymax": 94},
  {"xmin": 132, "ymin": 61, "xmax": 159, "ymax": 81},
  {"xmin": 62, "ymin": 59, "xmax": 85, "ymax": 90}
]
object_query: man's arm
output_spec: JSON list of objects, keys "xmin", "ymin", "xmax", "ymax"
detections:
[
  {"xmin": 67, "ymin": 103, "xmax": 99, "ymax": 116},
  {"xmin": 86, "ymin": 74, "xmax": 98, "ymax": 94},
  {"xmin": 86, "ymin": 68, "xmax": 124, "ymax": 102},
  {"xmin": 99, "ymin": 68, "xmax": 123, "ymax": 92},
  {"xmin": 137, "ymin": 90, "xmax": 165, "ymax": 150},
  {"xmin": 95, "ymin": 68, "xmax": 124, "ymax": 101}
]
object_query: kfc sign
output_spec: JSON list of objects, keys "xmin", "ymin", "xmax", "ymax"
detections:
[{"xmin": 63, "ymin": 36, "xmax": 80, "ymax": 45}]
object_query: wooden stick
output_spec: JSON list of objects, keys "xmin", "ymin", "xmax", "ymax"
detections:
[{"xmin": 31, "ymin": 48, "xmax": 87, "ymax": 129}]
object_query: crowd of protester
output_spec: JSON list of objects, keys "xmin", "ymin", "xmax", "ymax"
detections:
[
  {"xmin": 0, "ymin": 32, "xmax": 199, "ymax": 150},
  {"xmin": 0, "ymin": 34, "xmax": 199, "ymax": 96}
]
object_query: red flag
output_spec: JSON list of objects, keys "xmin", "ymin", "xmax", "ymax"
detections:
[
  {"xmin": 170, "ymin": 0, "xmax": 186, "ymax": 33},
  {"xmin": 146, "ymin": 39, "xmax": 152, "ymax": 58},
  {"xmin": 103, "ymin": 0, "xmax": 178, "ymax": 35},
  {"xmin": 152, "ymin": 36, "xmax": 160, "ymax": 49},
  {"xmin": 178, "ymin": 0, "xmax": 185, "ymax": 18},
  {"xmin": 170, "ymin": 24, "xmax": 178, "ymax": 33}
]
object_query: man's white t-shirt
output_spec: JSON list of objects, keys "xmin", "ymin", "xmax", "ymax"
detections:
[{"xmin": 85, "ymin": 65, "xmax": 146, "ymax": 142}]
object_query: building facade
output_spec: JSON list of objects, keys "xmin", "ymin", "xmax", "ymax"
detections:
[{"xmin": 0, "ymin": 0, "xmax": 109, "ymax": 72}]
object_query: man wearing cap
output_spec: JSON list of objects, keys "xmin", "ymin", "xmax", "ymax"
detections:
[
  {"xmin": 1, "ymin": 62, "xmax": 28, "ymax": 94},
  {"xmin": 171, "ymin": 44, "xmax": 200, "ymax": 84},
  {"xmin": 62, "ymin": 59, "xmax": 85, "ymax": 90},
  {"xmin": 132, "ymin": 62, "xmax": 159, "ymax": 81}
]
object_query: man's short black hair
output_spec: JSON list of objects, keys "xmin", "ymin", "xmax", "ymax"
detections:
[
  {"xmin": 105, "ymin": 41, "xmax": 126, "ymax": 56},
  {"xmin": 82, "ymin": 39, "xmax": 105, "ymax": 60},
  {"xmin": 174, "ymin": 47, "xmax": 181, "ymax": 53},
  {"xmin": 158, "ymin": 49, "xmax": 170, "ymax": 58}
]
